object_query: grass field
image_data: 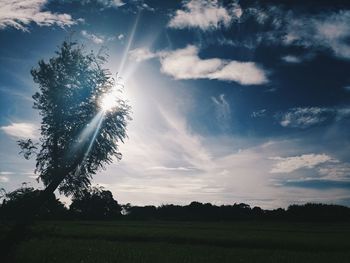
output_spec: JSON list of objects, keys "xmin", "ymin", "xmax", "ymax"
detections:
[{"xmin": 3, "ymin": 220, "xmax": 350, "ymax": 262}]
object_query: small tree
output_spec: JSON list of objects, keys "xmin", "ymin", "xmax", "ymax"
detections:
[
  {"xmin": 19, "ymin": 40, "xmax": 131, "ymax": 198},
  {"xmin": 0, "ymin": 185, "xmax": 67, "ymax": 220},
  {"xmin": 70, "ymin": 186, "xmax": 121, "ymax": 219}
]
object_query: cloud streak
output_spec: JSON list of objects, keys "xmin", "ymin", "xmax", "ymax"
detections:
[
  {"xmin": 159, "ymin": 45, "xmax": 268, "ymax": 85},
  {"xmin": 0, "ymin": 122, "xmax": 39, "ymax": 139},
  {"xmin": 270, "ymin": 154, "xmax": 336, "ymax": 174},
  {"xmin": 128, "ymin": 47, "xmax": 157, "ymax": 62},
  {"xmin": 283, "ymin": 10, "xmax": 350, "ymax": 60},
  {"xmin": 0, "ymin": 176, "xmax": 9, "ymax": 182},
  {"xmin": 81, "ymin": 30, "xmax": 105, "ymax": 44},
  {"xmin": 211, "ymin": 94, "xmax": 231, "ymax": 132},
  {"xmin": 278, "ymin": 107, "xmax": 350, "ymax": 129},
  {"xmin": 0, "ymin": 0, "xmax": 77, "ymax": 31}
]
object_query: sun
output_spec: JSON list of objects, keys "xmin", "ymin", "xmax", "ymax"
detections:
[{"xmin": 99, "ymin": 89, "xmax": 119, "ymax": 112}]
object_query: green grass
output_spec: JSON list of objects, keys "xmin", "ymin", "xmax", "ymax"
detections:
[{"xmin": 4, "ymin": 220, "xmax": 350, "ymax": 262}]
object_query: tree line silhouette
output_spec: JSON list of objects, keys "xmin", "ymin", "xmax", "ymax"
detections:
[{"xmin": 1, "ymin": 185, "xmax": 350, "ymax": 222}]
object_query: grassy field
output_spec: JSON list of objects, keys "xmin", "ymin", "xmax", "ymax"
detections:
[{"xmin": 2, "ymin": 220, "xmax": 350, "ymax": 262}]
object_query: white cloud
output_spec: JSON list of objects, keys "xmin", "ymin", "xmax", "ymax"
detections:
[
  {"xmin": 159, "ymin": 45, "xmax": 268, "ymax": 85},
  {"xmin": 344, "ymin": 86, "xmax": 350, "ymax": 92},
  {"xmin": 82, "ymin": 0, "xmax": 125, "ymax": 8},
  {"xmin": 251, "ymin": 109, "xmax": 266, "ymax": 118},
  {"xmin": 168, "ymin": 0, "xmax": 241, "ymax": 30},
  {"xmin": 0, "ymin": 0, "xmax": 77, "ymax": 31},
  {"xmin": 0, "ymin": 171, "xmax": 14, "ymax": 175},
  {"xmin": 111, "ymin": 0, "xmax": 125, "ymax": 7},
  {"xmin": 0, "ymin": 122, "xmax": 38, "ymax": 139},
  {"xmin": 160, "ymin": 45, "xmax": 221, "ymax": 79},
  {"xmin": 278, "ymin": 107, "xmax": 350, "ymax": 128},
  {"xmin": 209, "ymin": 60, "xmax": 268, "ymax": 85},
  {"xmin": 0, "ymin": 172, "xmax": 11, "ymax": 182},
  {"xmin": 279, "ymin": 107, "xmax": 332, "ymax": 128},
  {"xmin": 118, "ymin": 33, "xmax": 124, "ymax": 40},
  {"xmin": 81, "ymin": 30, "xmax": 104, "ymax": 44},
  {"xmin": 128, "ymin": 47, "xmax": 157, "ymax": 62},
  {"xmin": 0, "ymin": 176, "xmax": 9, "ymax": 182},
  {"xmin": 270, "ymin": 154, "xmax": 337, "ymax": 174},
  {"xmin": 148, "ymin": 166, "xmax": 198, "ymax": 172},
  {"xmin": 140, "ymin": 3, "xmax": 155, "ymax": 12},
  {"xmin": 318, "ymin": 163, "xmax": 350, "ymax": 181},
  {"xmin": 128, "ymin": 45, "xmax": 267, "ymax": 85},
  {"xmin": 281, "ymin": 55, "xmax": 302, "ymax": 63}
]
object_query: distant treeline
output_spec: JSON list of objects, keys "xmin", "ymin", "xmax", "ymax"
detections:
[{"xmin": 1, "ymin": 185, "xmax": 350, "ymax": 222}]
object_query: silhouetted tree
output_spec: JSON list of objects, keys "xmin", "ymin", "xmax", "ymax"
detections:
[
  {"xmin": 18, "ymin": 40, "xmax": 131, "ymax": 199},
  {"xmin": 2, "ymin": 40, "xmax": 131, "ymax": 261},
  {"xmin": 287, "ymin": 203, "xmax": 350, "ymax": 221},
  {"xmin": 0, "ymin": 185, "xmax": 67, "ymax": 220},
  {"xmin": 70, "ymin": 186, "xmax": 121, "ymax": 219}
]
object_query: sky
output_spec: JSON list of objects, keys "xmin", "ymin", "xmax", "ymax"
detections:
[{"xmin": 0, "ymin": 0, "xmax": 350, "ymax": 209}]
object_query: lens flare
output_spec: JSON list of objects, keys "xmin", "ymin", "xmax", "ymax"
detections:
[
  {"xmin": 100, "ymin": 93, "xmax": 116, "ymax": 112},
  {"xmin": 99, "ymin": 88, "xmax": 120, "ymax": 112}
]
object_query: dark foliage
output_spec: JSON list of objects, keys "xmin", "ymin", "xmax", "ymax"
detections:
[
  {"xmin": 1, "ymin": 186, "xmax": 350, "ymax": 222},
  {"xmin": 124, "ymin": 202, "xmax": 350, "ymax": 222},
  {"xmin": 286, "ymin": 203, "xmax": 350, "ymax": 221},
  {"xmin": 0, "ymin": 185, "xmax": 68, "ymax": 220},
  {"xmin": 70, "ymin": 186, "xmax": 122, "ymax": 219}
]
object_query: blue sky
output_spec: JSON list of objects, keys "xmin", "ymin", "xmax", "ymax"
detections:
[{"xmin": 0, "ymin": 0, "xmax": 350, "ymax": 208}]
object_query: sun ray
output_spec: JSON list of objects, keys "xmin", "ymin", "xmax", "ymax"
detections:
[{"xmin": 117, "ymin": 12, "xmax": 140, "ymax": 76}]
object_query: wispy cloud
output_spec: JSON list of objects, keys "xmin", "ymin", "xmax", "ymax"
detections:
[
  {"xmin": 128, "ymin": 47, "xmax": 157, "ymax": 62},
  {"xmin": 147, "ymin": 166, "xmax": 199, "ymax": 172},
  {"xmin": 0, "ymin": 122, "xmax": 39, "ymax": 139},
  {"xmin": 276, "ymin": 159, "xmax": 350, "ymax": 190},
  {"xmin": 0, "ymin": 171, "xmax": 14, "ymax": 175},
  {"xmin": 211, "ymin": 4, "xmax": 350, "ymax": 60},
  {"xmin": 279, "ymin": 107, "xmax": 332, "ymax": 128},
  {"xmin": 318, "ymin": 162, "xmax": 350, "ymax": 181},
  {"xmin": 93, "ymin": 87, "xmax": 349, "ymax": 207},
  {"xmin": 91, "ymin": 75, "xmax": 348, "ymax": 208},
  {"xmin": 168, "ymin": 0, "xmax": 242, "ymax": 30},
  {"xmin": 81, "ymin": 0, "xmax": 125, "ymax": 8},
  {"xmin": 277, "ymin": 107, "xmax": 350, "ymax": 129},
  {"xmin": 81, "ymin": 0, "xmax": 156, "ymax": 12},
  {"xmin": 211, "ymin": 94, "xmax": 231, "ymax": 132},
  {"xmin": 0, "ymin": 0, "xmax": 78, "ymax": 31},
  {"xmin": 109, "ymin": 0, "xmax": 125, "ymax": 7},
  {"xmin": 81, "ymin": 30, "xmax": 104, "ymax": 44},
  {"xmin": 117, "ymin": 33, "xmax": 124, "ymax": 40},
  {"xmin": 281, "ymin": 55, "xmax": 302, "ymax": 63},
  {"xmin": 247, "ymin": 6, "xmax": 350, "ymax": 60},
  {"xmin": 283, "ymin": 10, "xmax": 350, "ymax": 60},
  {"xmin": 251, "ymin": 109, "xmax": 266, "ymax": 118},
  {"xmin": 270, "ymin": 154, "xmax": 337, "ymax": 174}
]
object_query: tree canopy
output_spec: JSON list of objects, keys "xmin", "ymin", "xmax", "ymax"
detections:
[
  {"xmin": 70, "ymin": 186, "xmax": 122, "ymax": 219},
  {"xmin": 19, "ymin": 41, "xmax": 131, "ymax": 196}
]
